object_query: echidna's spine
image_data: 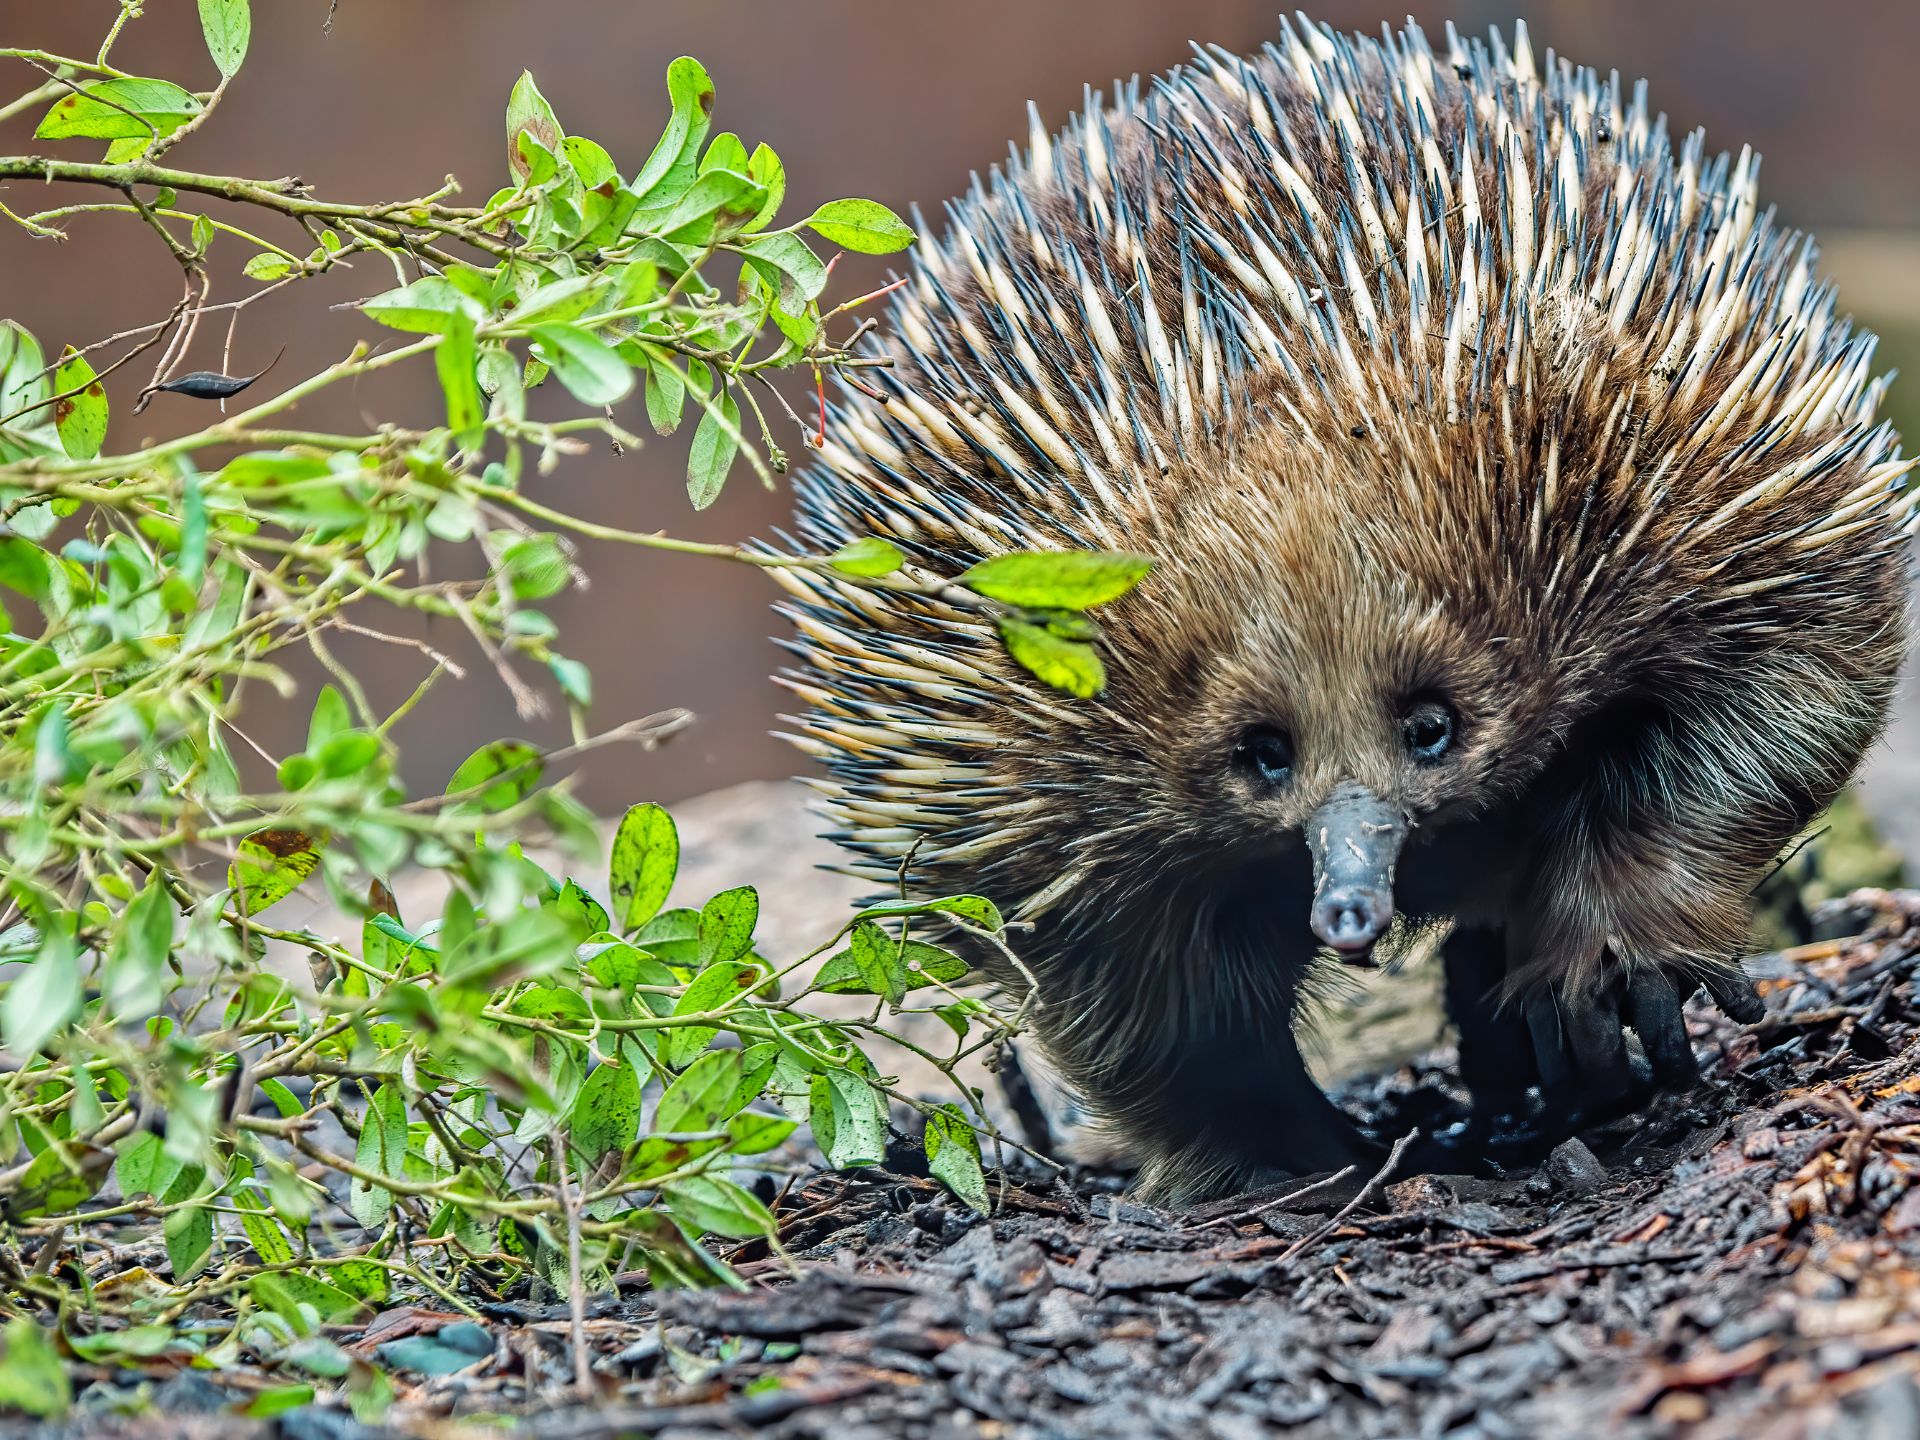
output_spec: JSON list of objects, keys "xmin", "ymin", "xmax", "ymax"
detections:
[{"xmin": 776, "ymin": 13, "xmax": 1917, "ymax": 908}]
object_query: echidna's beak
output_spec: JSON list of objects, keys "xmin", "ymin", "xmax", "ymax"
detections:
[{"xmin": 1305, "ymin": 781, "xmax": 1408, "ymax": 957}]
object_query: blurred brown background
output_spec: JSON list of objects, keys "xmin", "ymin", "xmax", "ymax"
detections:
[{"xmin": 5, "ymin": 1, "xmax": 1918, "ymax": 848}]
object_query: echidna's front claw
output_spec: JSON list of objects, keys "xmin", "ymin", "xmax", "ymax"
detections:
[
  {"xmin": 1520, "ymin": 960, "xmax": 1767, "ymax": 1140},
  {"xmin": 1623, "ymin": 968, "xmax": 1698, "ymax": 1088}
]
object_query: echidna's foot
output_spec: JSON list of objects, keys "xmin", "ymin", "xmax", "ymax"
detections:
[
  {"xmin": 1442, "ymin": 927, "xmax": 1541, "ymax": 1140},
  {"xmin": 1521, "ymin": 961, "xmax": 1766, "ymax": 1137},
  {"xmin": 1444, "ymin": 931, "xmax": 1768, "ymax": 1160}
]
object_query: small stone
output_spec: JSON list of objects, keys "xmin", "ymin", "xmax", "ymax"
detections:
[
  {"xmin": 1525, "ymin": 1294, "xmax": 1569, "ymax": 1327},
  {"xmin": 1652, "ymin": 1393, "xmax": 1710, "ymax": 1425},
  {"xmin": 1545, "ymin": 1137, "xmax": 1607, "ymax": 1192}
]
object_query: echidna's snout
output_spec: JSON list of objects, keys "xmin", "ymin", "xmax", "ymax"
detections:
[{"xmin": 1306, "ymin": 781, "xmax": 1408, "ymax": 956}]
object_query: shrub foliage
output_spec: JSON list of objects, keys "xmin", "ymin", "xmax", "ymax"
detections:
[{"xmin": 0, "ymin": 0, "xmax": 1148, "ymax": 1392}]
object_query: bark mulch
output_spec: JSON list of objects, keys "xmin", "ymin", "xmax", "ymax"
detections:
[{"xmin": 43, "ymin": 890, "xmax": 1920, "ymax": 1440}]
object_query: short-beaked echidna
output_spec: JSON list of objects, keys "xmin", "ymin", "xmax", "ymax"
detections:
[{"xmin": 774, "ymin": 15, "xmax": 1917, "ymax": 1202}]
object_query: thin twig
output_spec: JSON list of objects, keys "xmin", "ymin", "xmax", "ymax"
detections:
[
  {"xmin": 550, "ymin": 1133, "xmax": 596, "ymax": 1398},
  {"xmin": 1180, "ymin": 1163, "xmax": 1360, "ymax": 1235},
  {"xmin": 1276, "ymin": 1130, "xmax": 1420, "ymax": 1265}
]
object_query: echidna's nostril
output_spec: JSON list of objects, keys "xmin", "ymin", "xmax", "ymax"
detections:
[{"xmin": 1313, "ymin": 888, "xmax": 1389, "ymax": 952}]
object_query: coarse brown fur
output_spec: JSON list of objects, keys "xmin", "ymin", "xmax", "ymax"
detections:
[{"xmin": 775, "ymin": 17, "xmax": 1916, "ymax": 1202}]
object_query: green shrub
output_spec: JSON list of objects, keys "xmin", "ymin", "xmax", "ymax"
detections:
[{"xmin": 0, "ymin": 2, "xmax": 1147, "ymax": 1368}]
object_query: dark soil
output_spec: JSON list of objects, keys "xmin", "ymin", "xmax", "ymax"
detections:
[{"xmin": 40, "ymin": 890, "xmax": 1920, "ymax": 1440}]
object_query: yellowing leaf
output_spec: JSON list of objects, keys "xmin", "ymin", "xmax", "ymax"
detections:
[
  {"xmin": 996, "ymin": 617, "xmax": 1106, "ymax": 699},
  {"xmin": 52, "ymin": 348, "xmax": 107, "ymax": 461},
  {"xmin": 228, "ymin": 828, "xmax": 321, "ymax": 915},
  {"xmin": 960, "ymin": 550, "xmax": 1153, "ymax": 610},
  {"xmin": 610, "ymin": 803, "xmax": 678, "ymax": 932}
]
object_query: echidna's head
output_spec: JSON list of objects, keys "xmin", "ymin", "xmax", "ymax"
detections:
[{"xmin": 1078, "ymin": 433, "xmax": 1569, "ymax": 958}]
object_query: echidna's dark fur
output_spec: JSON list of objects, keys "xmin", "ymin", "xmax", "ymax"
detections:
[{"xmin": 775, "ymin": 15, "xmax": 1916, "ymax": 1202}]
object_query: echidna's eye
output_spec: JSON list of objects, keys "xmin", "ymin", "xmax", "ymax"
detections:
[
  {"xmin": 1401, "ymin": 699, "xmax": 1456, "ymax": 764},
  {"xmin": 1236, "ymin": 726, "xmax": 1295, "ymax": 787}
]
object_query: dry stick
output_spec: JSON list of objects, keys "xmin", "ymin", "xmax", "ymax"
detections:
[
  {"xmin": 1179, "ymin": 1162, "xmax": 1359, "ymax": 1235},
  {"xmin": 549, "ymin": 1133, "xmax": 594, "ymax": 1399},
  {"xmin": 1276, "ymin": 1128, "xmax": 1421, "ymax": 1265}
]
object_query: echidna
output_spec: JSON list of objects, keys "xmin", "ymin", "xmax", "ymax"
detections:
[{"xmin": 775, "ymin": 15, "xmax": 1917, "ymax": 1202}]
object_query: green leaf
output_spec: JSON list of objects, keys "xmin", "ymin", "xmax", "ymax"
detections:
[
  {"xmin": 35, "ymin": 78, "xmax": 201, "ymax": 141},
  {"xmin": 197, "ymin": 0, "xmax": 251, "ymax": 76},
  {"xmin": 500, "ymin": 534, "xmax": 568, "ymax": 599},
  {"xmin": 547, "ymin": 879, "xmax": 609, "ymax": 935},
  {"xmin": 307, "ymin": 684, "xmax": 351, "ymax": 751},
  {"xmin": 247, "ymin": 1386, "xmax": 317, "ymax": 1420},
  {"xmin": 6, "ymin": 1143, "xmax": 110, "ymax": 1220},
  {"xmin": 115, "ymin": 1131, "xmax": 172, "ymax": 1199},
  {"xmin": 815, "ymin": 929, "xmax": 969, "ymax": 1000},
  {"xmin": 697, "ymin": 886, "xmax": 758, "ymax": 969},
  {"xmin": 744, "ymin": 143, "xmax": 786, "ymax": 232},
  {"xmin": 549, "ymin": 654, "xmax": 591, "ymax": 708},
  {"xmin": 569, "ymin": 1060, "xmax": 641, "ymax": 1170},
  {"xmin": 436, "ymin": 314, "xmax": 485, "ymax": 447},
  {"xmin": 228, "ymin": 828, "xmax": 322, "ymax": 915},
  {"xmin": 446, "ymin": 740, "xmax": 543, "ymax": 813},
  {"xmin": 529, "ymin": 324, "xmax": 633, "ymax": 406},
  {"xmin": 654, "ymin": 1045, "xmax": 775, "ymax": 1133},
  {"xmin": 610, "ymin": 803, "xmax": 678, "ymax": 931},
  {"xmin": 854, "ymin": 893, "xmax": 1006, "ymax": 933},
  {"xmin": 924, "ymin": 1104, "xmax": 989, "ymax": 1214},
  {"xmin": 700, "ymin": 131, "xmax": 749, "ymax": 176},
  {"xmin": 362, "ymin": 276, "xmax": 480, "ymax": 334},
  {"xmin": 960, "ymin": 550, "xmax": 1153, "ymax": 609},
  {"xmin": 807, "ymin": 1069, "xmax": 886, "ymax": 1169},
  {"xmin": 643, "ymin": 169, "xmax": 768, "ymax": 245},
  {"xmin": 726, "ymin": 1109, "xmax": 797, "ymax": 1155},
  {"xmin": 662, "ymin": 961, "xmax": 760, "ymax": 1070},
  {"xmin": 104, "ymin": 873, "xmax": 174, "ymax": 1018},
  {"xmin": 64, "ymin": 1327, "xmax": 180, "ymax": 1362},
  {"xmin": 258, "ymin": 1077, "xmax": 304, "ymax": 1118},
  {"xmin": 738, "ymin": 232, "xmax": 828, "ymax": 312},
  {"xmin": 508, "ymin": 274, "xmax": 608, "ymax": 328},
  {"xmin": 2, "ymin": 919, "xmax": 79, "ymax": 1058},
  {"xmin": 643, "ymin": 356, "xmax": 686, "ymax": 436},
  {"xmin": 164, "ymin": 1200, "xmax": 215, "ymax": 1280},
  {"xmin": 505, "ymin": 71, "xmax": 564, "ymax": 184},
  {"xmin": 663, "ymin": 1175, "xmax": 775, "ymax": 1239},
  {"xmin": 349, "ymin": 1083, "xmax": 407, "ymax": 1229},
  {"xmin": 804, "ymin": 198, "xmax": 916, "ymax": 255},
  {"xmin": 563, "ymin": 135, "xmax": 618, "ymax": 190},
  {"xmin": 631, "ymin": 57, "xmax": 716, "ymax": 206},
  {"xmin": 851, "ymin": 920, "xmax": 905, "ymax": 1006},
  {"xmin": 996, "ymin": 617, "xmax": 1106, "ymax": 699},
  {"xmin": 52, "ymin": 348, "xmax": 107, "ymax": 461},
  {"xmin": 243, "ymin": 251, "xmax": 292, "ymax": 281},
  {"xmin": 0, "ymin": 1318, "xmax": 70, "ymax": 1418},
  {"xmin": 0, "ymin": 321, "xmax": 59, "ymax": 461},
  {"xmin": 828, "ymin": 536, "xmax": 905, "ymax": 578},
  {"xmin": 237, "ymin": 1196, "xmax": 294, "ymax": 1265},
  {"xmin": 316, "ymin": 730, "xmax": 380, "ymax": 778},
  {"xmin": 276, "ymin": 1270, "xmax": 370, "ymax": 1321},
  {"xmin": 686, "ymin": 391, "xmax": 740, "ymax": 510}
]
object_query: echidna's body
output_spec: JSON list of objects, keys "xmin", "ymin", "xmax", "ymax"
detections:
[{"xmin": 777, "ymin": 16, "xmax": 1916, "ymax": 1201}]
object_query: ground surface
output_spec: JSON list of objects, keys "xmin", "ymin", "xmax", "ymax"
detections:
[{"xmin": 23, "ymin": 794, "xmax": 1920, "ymax": 1440}]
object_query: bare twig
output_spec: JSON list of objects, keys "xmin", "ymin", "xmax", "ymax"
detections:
[
  {"xmin": 1276, "ymin": 1130, "xmax": 1420, "ymax": 1265},
  {"xmin": 1180, "ymin": 1163, "xmax": 1360, "ymax": 1235},
  {"xmin": 550, "ymin": 1133, "xmax": 595, "ymax": 1399}
]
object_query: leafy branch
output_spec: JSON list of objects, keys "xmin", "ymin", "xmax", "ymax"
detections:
[{"xmin": 0, "ymin": 2, "xmax": 1152, "ymax": 1417}]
